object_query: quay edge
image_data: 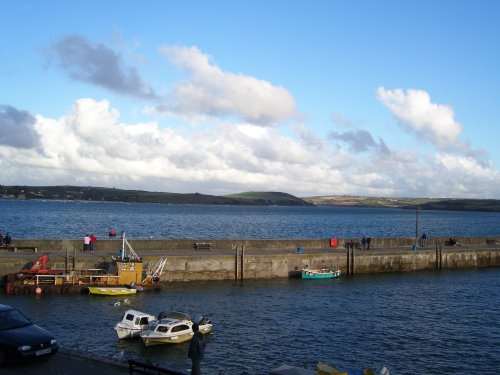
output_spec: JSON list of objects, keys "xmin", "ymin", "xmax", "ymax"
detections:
[{"xmin": 0, "ymin": 237, "xmax": 499, "ymax": 283}]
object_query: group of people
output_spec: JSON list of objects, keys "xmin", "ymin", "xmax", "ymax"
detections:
[
  {"xmin": 346, "ymin": 236, "xmax": 372, "ymax": 250},
  {"xmin": 82, "ymin": 233, "xmax": 97, "ymax": 252},
  {"xmin": 82, "ymin": 229, "xmax": 126, "ymax": 253},
  {"xmin": 361, "ymin": 236, "xmax": 371, "ymax": 250},
  {"xmin": 0, "ymin": 230, "xmax": 12, "ymax": 246}
]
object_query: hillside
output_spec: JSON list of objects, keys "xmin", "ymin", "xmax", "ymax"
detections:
[
  {"xmin": 224, "ymin": 191, "xmax": 312, "ymax": 206},
  {"xmin": 303, "ymin": 195, "xmax": 500, "ymax": 212},
  {"xmin": 2, "ymin": 186, "xmax": 499, "ymax": 211},
  {"xmin": 0, "ymin": 185, "xmax": 312, "ymax": 206}
]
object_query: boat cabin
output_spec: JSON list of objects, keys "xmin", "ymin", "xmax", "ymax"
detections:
[{"xmin": 121, "ymin": 310, "xmax": 155, "ymax": 327}]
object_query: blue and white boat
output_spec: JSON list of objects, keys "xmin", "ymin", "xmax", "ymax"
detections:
[{"xmin": 301, "ymin": 268, "xmax": 341, "ymax": 279}]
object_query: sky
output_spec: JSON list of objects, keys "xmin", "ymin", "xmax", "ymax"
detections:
[{"xmin": 1, "ymin": 0, "xmax": 500, "ymax": 198}]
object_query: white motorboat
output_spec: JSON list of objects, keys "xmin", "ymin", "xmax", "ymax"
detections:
[
  {"xmin": 140, "ymin": 311, "xmax": 212, "ymax": 346},
  {"xmin": 114, "ymin": 309, "xmax": 157, "ymax": 339}
]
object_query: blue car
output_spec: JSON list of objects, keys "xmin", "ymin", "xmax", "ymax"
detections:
[{"xmin": 0, "ymin": 304, "xmax": 59, "ymax": 366}]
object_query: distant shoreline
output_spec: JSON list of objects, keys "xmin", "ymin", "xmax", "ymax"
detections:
[{"xmin": 1, "ymin": 185, "xmax": 500, "ymax": 211}]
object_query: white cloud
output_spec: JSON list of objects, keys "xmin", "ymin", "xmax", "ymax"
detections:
[
  {"xmin": 157, "ymin": 45, "xmax": 298, "ymax": 126},
  {"xmin": 1, "ymin": 98, "xmax": 500, "ymax": 199},
  {"xmin": 377, "ymin": 87, "xmax": 464, "ymax": 150}
]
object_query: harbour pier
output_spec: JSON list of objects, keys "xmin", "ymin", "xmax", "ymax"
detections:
[{"xmin": 1, "ymin": 237, "xmax": 499, "ymax": 286}]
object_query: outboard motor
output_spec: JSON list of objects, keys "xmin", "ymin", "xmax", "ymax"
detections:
[{"xmin": 193, "ymin": 314, "xmax": 210, "ymax": 325}]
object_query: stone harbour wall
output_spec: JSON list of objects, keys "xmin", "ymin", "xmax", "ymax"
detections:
[{"xmin": 0, "ymin": 237, "xmax": 498, "ymax": 282}]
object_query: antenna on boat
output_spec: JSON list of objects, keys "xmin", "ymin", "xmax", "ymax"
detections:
[{"xmin": 120, "ymin": 231, "xmax": 140, "ymax": 261}]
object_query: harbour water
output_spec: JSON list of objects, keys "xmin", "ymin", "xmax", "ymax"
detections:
[
  {"xmin": 4, "ymin": 269, "xmax": 500, "ymax": 374},
  {"xmin": 1, "ymin": 199, "xmax": 500, "ymax": 239},
  {"xmin": 1, "ymin": 200, "xmax": 499, "ymax": 374}
]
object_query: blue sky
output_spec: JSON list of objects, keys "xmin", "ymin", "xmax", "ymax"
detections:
[{"xmin": 1, "ymin": 0, "xmax": 499, "ymax": 198}]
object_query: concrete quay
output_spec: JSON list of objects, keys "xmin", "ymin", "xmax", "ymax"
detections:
[
  {"xmin": 0, "ymin": 237, "xmax": 499, "ymax": 282},
  {"xmin": 1, "ymin": 347, "xmax": 129, "ymax": 375}
]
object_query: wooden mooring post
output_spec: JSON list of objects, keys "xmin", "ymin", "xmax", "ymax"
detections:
[
  {"xmin": 436, "ymin": 242, "xmax": 442, "ymax": 270},
  {"xmin": 234, "ymin": 246, "xmax": 245, "ymax": 281},
  {"xmin": 241, "ymin": 246, "xmax": 245, "ymax": 281},
  {"xmin": 346, "ymin": 246, "xmax": 355, "ymax": 275},
  {"xmin": 234, "ymin": 246, "xmax": 239, "ymax": 280}
]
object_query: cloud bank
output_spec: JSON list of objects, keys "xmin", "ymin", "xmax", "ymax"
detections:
[{"xmin": 1, "ymin": 98, "xmax": 499, "ymax": 199}]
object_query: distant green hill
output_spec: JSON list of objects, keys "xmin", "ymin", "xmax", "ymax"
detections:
[
  {"xmin": 0, "ymin": 185, "xmax": 312, "ymax": 206},
  {"xmin": 2, "ymin": 185, "xmax": 498, "ymax": 211},
  {"xmin": 405, "ymin": 199, "xmax": 500, "ymax": 212},
  {"xmin": 303, "ymin": 195, "xmax": 500, "ymax": 212},
  {"xmin": 224, "ymin": 191, "xmax": 313, "ymax": 206}
]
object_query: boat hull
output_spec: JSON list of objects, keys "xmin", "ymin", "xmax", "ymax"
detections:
[
  {"xmin": 301, "ymin": 269, "xmax": 341, "ymax": 279},
  {"xmin": 142, "ymin": 332, "xmax": 193, "ymax": 346},
  {"xmin": 87, "ymin": 287, "xmax": 137, "ymax": 296},
  {"xmin": 115, "ymin": 324, "xmax": 142, "ymax": 339},
  {"xmin": 141, "ymin": 325, "xmax": 212, "ymax": 346}
]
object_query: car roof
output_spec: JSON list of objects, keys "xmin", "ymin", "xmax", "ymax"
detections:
[{"xmin": 0, "ymin": 304, "xmax": 14, "ymax": 312}]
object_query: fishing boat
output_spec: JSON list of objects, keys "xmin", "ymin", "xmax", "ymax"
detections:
[
  {"xmin": 140, "ymin": 311, "xmax": 212, "ymax": 346},
  {"xmin": 301, "ymin": 268, "xmax": 341, "ymax": 279},
  {"xmin": 4, "ymin": 232, "xmax": 167, "ymax": 295},
  {"xmin": 114, "ymin": 309, "xmax": 157, "ymax": 339},
  {"xmin": 87, "ymin": 287, "xmax": 137, "ymax": 296}
]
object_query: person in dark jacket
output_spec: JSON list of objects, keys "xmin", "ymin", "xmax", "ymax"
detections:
[
  {"xmin": 188, "ymin": 323, "xmax": 206, "ymax": 375},
  {"xmin": 4, "ymin": 233, "xmax": 11, "ymax": 245}
]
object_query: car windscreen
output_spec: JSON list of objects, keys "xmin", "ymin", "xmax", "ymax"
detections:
[{"xmin": 0, "ymin": 309, "xmax": 32, "ymax": 330}]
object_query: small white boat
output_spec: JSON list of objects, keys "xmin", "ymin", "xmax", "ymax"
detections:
[
  {"xmin": 140, "ymin": 311, "xmax": 212, "ymax": 346},
  {"xmin": 114, "ymin": 309, "xmax": 157, "ymax": 339}
]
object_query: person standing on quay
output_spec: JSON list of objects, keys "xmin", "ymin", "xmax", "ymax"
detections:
[
  {"xmin": 361, "ymin": 236, "xmax": 367, "ymax": 250},
  {"xmin": 90, "ymin": 233, "xmax": 96, "ymax": 253},
  {"xmin": 366, "ymin": 236, "xmax": 371, "ymax": 250},
  {"xmin": 83, "ymin": 234, "xmax": 90, "ymax": 252},
  {"xmin": 188, "ymin": 323, "xmax": 206, "ymax": 375}
]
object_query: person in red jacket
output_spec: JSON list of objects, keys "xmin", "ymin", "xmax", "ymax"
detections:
[{"xmin": 89, "ymin": 233, "xmax": 97, "ymax": 253}]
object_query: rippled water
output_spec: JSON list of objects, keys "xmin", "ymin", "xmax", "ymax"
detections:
[
  {"xmin": 4, "ymin": 268, "xmax": 500, "ymax": 374},
  {"xmin": 1, "ymin": 199, "xmax": 500, "ymax": 239},
  {"xmin": 2, "ymin": 200, "xmax": 500, "ymax": 374}
]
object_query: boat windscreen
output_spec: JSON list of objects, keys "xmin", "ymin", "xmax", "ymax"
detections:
[{"xmin": 166, "ymin": 311, "xmax": 190, "ymax": 321}]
